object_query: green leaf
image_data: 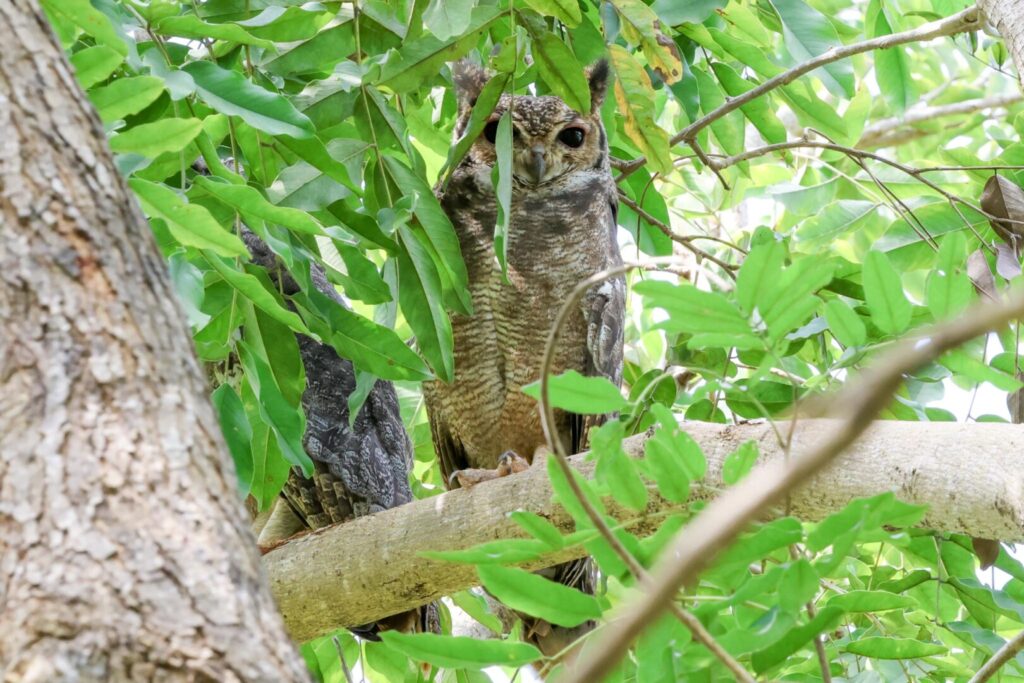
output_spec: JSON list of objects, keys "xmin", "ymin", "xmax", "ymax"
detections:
[
  {"xmin": 635, "ymin": 280, "xmax": 760, "ymax": 348},
  {"xmin": 70, "ymin": 45, "xmax": 123, "ymax": 89},
  {"xmin": 927, "ymin": 231, "xmax": 974, "ymax": 319},
  {"xmin": 826, "ymin": 590, "xmax": 915, "ymax": 612},
  {"xmin": 710, "ymin": 62, "xmax": 787, "ymax": 144},
  {"xmin": 736, "ymin": 240, "xmax": 786, "ymax": 316},
  {"xmin": 129, "ymin": 178, "xmax": 248, "ymax": 258},
  {"xmin": 522, "ymin": 0, "xmax": 582, "ymax": 26},
  {"xmin": 236, "ymin": 6, "xmax": 332, "ymax": 42},
  {"xmin": 379, "ymin": 632, "xmax": 541, "ymax": 670},
  {"xmin": 722, "ymin": 440, "xmax": 759, "ymax": 485},
  {"xmin": 845, "ymin": 637, "xmax": 947, "ymax": 659},
  {"xmin": 295, "ymin": 285, "xmax": 432, "ymax": 381},
  {"xmin": 152, "ymin": 15, "xmax": 274, "ymax": 48},
  {"xmin": 396, "ymin": 225, "xmax": 454, "ymax": 382},
  {"xmin": 642, "ymin": 404, "xmax": 706, "ymax": 503},
  {"xmin": 592, "ymin": 421, "xmax": 648, "ymax": 511},
  {"xmin": 383, "ymin": 157, "xmax": 473, "ymax": 315},
  {"xmin": 509, "ymin": 511, "xmax": 565, "ymax": 549},
  {"xmin": 867, "ymin": 0, "xmax": 915, "ymax": 113},
  {"xmin": 940, "ymin": 350, "xmax": 1024, "ymax": 391},
  {"xmin": 183, "ymin": 61, "xmax": 316, "ymax": 138},
  {"xmin": 109, "ymin": 118, "xmax": 203, "ymax": 158},
  {"xmin": 194, "ymin": 176, "xmax": 325, "ymax": 235},
  {"xmin": 423, "ymin": 0, "xmax": 475, "ymax": 40},
  {"xmin": 478, "ymin": 565, "xmax": 602, "ymax": 627},
  {"xmin": 378, "ymin": 6, "xmax": 502, "ymax": 92},
  {"xmin": 779, "ymin": 558, "xmax": 819, "ymax": 613},
  {"xmin": 450, "ymin": 591, "xmax": 504, "ymax": 634},
  {"xmin": 527, "ymin": 30, "xmax": 591, "ymax": 113},
  {"xmin": 795, "ymin": 201, "xmax": 879, "ymax": 252},
  {"xmin": 751, "ymin": 605, "xmax": 844, "ymax": 672},
  {"xmin": 238, "ymin": 340, "xmax": 313, "ymax": 475},
  {"xmin": 89, "ymin": 76, "xmax": 165, "ymax": 123},
  {"xmin": 246, "ymin": 412, "xmax": 291, "ymax": 510},
  {"xmin": 609, "ymin": 45, "xmax": 672, "ymax": 174},
  {"xmin": 440, "ymin": 73, "xmax": 509, "ymax": 180},
  {"xmin": 521, "ymin": 369, "xmax": 628, "ymax": 413},
  {"xmin": 771, "ymin": 0, "xmax": 855, "ymax": 98},
  {"xmin": 862, "ymin": 250, "xmax": 911, "ymax": 335},
  {"xmin": 823, "ymin": 299, "xmax": 867, "ymax": 347},
  {"xmin": 211, "ymin": 384, "xmax": 253, "ymax": 497},
  {"xmin": 422, "ymin": 538, "xmax": 549, "ymax": 565},
  {"xmin": 491, "ymin": 111, "xmax": 513, "ymax": 276},
  {"xmin": 205, "ymin": 255, "xmax": 312, "ymax": 336},
  {"xmin": 694, "ymin": 66, "xmax": 745, "ymax": 156},
  {"xmin": 334, "ymin": 243, "xmax": 391, "ymax": 304},
  {"xmin": 41, "ymin": 0, "xmax": 126, "ymax": 54}
]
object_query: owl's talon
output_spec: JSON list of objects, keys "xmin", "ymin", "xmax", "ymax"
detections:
[{"xmin": 450, "ymin": 451, "xmax": 530, "ymax": 489}]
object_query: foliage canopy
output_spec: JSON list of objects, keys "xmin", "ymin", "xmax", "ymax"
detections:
[{"xmin": 45, "ymin": 0, "xmax": 1024, "ymax": 679}]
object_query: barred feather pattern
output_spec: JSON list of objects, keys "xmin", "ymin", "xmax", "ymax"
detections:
[{"xmin": 425, "ymin": 60, "xmax": 624, "ymax": 656}]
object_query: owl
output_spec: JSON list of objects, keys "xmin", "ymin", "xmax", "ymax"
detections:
[
  {"xmin": 423, "ymin": 58, "xmax": 625, "ymax": 656},
  {"xmin": 243, "ymin": 232, "xmax": 437, "ymax": 637}
]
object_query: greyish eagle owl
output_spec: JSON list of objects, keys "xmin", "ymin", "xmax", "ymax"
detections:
[{"xmin": 424, "ymin": 59, "xmax": 625, "ymax": 655}]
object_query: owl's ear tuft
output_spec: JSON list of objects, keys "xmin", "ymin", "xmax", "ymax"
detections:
[
  {"xmin": 453, "ymin": 59, "xmax": 489, "ymax": 108},
  {"xmin": 585, "ymin": 59, "xmax": 610, "ymax": 112}
]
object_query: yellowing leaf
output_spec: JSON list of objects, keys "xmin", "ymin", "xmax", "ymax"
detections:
[
  {"xmin": 609, "ymin": 45, "xmax": 672, "ymax": 174},
  {"xmin": 610, "ymin": 0, "xmax": 683, "ymax": 84}
]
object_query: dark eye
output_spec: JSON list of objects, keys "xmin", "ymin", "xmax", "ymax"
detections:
[
  {"xmin": 558, "ymin": 127, "xmax": 585, "ymax": 148},
  {"xmin": 483, "ymin": 120, "xmax": 499, "ymax": 143}
]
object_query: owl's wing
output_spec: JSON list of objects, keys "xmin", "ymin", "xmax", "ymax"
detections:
[{"xmin": 570, "ymin": 198, "xmax": 626, "ymax": 454}]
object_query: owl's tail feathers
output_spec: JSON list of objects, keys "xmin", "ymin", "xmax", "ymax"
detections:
[
  {"xmin": 525, "ymin": 558, "xmax": 598, "ymax": 661},
  {"xmin": 350, "ymin": 603, "xmax": 441, "ymax": 641}
]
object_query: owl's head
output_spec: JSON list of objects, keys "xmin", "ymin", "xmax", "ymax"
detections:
[{"xmin": 453, "ymin": 59, "xmax": 610, "ymax": 186}]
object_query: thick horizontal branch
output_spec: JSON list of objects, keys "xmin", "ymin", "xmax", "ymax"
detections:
[{"xmin": 263, "ymin": 419, "xmax": 1024, "ymax": 642}]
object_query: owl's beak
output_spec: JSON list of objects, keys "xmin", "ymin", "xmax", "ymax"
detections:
[{"xmin": 527, "ymin": 145, "xmax": 546, "ymax": 184}]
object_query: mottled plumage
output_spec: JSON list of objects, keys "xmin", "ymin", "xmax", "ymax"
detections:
[
  {"xmin": 424, "ymin": 59, "xmax": 625, "ymax": 655},
  {"xmin": 243, "ymin": 232, "xmax": 437, "ymax": 637}
]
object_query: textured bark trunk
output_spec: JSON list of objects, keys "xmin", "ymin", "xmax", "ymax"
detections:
[
  {"xmin": 0, "ymin": 3, "xmax": 309, "ymax": 682},
  {"xmin": 266, "ymin": 419, "xmax": 1024, "ymax": 642},
  {"xmin": 981, "ymin": 0, "xmax": 1024, "ymax": 89}
]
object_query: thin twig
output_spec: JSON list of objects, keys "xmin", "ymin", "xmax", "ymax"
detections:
[
  {"xmin": 332, "ymin": 636, "xmax": 355, "ymax": 683},
  {"xmin": 562, "ymin": 286, "xmax": 1024, "ymax": 683},
  {"xmin": 709, "ymin": 138, "xmax": 1024, "ymax": 229},
  {"xmin": 537, "ymin": 260, "xmax": 757, "ymax": 683},
  {"xmin": 615, "ymin": 6, "xmax": 982, "ymax": 179},
  {"xmin": 616, "ymin": 191, "xmax": 741, "ymax": 276},
  {"xmin": 969, "ymin": 628, "xmax": 1024, "ymax": 683}
]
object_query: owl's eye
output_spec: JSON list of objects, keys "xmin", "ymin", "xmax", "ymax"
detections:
[
  {"xmin": 558, "ymin": 127, "xmax": 586, "ymax": 148},
  {"xmin": 483, "ymin": 120, "xmax": 499, "ymax": 143}
]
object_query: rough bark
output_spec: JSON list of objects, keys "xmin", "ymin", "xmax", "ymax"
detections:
[
  {"xmin": 981, "ymin": 0, "xmax": 1024, "ymax": 89},
  {"xmin": 265, "ymin": 419, "xmax": 1024, "ymax": 642},
  {"xmin": 0, "ymin": 4, "xmax": 309, "ymax": 682}
]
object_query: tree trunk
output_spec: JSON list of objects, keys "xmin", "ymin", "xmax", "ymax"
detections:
[
  {"xmin": 265, "ymin": 419, "xmax": 1024, "ymax": 643},
  {"xmin": 0, "ymin": 4, "xmax": 309, "ymax": 681},
  {"xmin": 981, "ymin": 0, "xmax": 1024, "ymax": 89}
]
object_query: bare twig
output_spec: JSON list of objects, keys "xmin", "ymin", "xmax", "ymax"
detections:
[
  {"xmin": 858, "ymin": 92, "xmax": 1023, "ymax": 147},
  {"xmin": 615, "ymin": 6, "xmax": 982, "ymax": 179},
  {"xmin": 709, "ymin": 138, "xmax": 1024, "ymax": 229},
  {"xmin": 616, "ymin": 191, "xmax": 741, "ymax": 276},
  {"xmin": 969, "ymin": 629, "xmax": 1024, "ymax": 683},
  {"xmin": 536, "ymin": 261, "xmax": 757, "ymax": 683},
  {"xmin": 562, "ymin": 287, "xmax": 1024, "ymax": 683}
]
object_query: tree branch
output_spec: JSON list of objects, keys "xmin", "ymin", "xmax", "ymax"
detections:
[
  {"xmin": 563, "ymin": 287, "xmax": 1024, "ymax": 683},
  {"xmin": 858, "ymin": 93, "xmax": 1023, "ymax": 147},
  {"xmin": 614, "ymin": 6, "xmax": 982, "ymax": 178},
  {"xmin": 969, "ymin": 627, "xmax": 1024, "ymax": 683},
  {"xmin": 263, "ymin": 417, "xmax": 1024, "ymax": 643}
]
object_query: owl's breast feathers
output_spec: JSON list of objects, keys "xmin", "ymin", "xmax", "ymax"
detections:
[{"xmin": 426, "ymin": 163, "xmax": 624, "ymax": 476}]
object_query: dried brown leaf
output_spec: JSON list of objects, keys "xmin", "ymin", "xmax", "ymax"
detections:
[
  {"xmin": 968, "ymin": 248, "xmax": 997, "ymax": 299},
  {"xmin": 971, "ymin": 537, "xmax": 1001, "ymax": 570},
  {"xmin": 980, "ymin": 175, "xmax": 1024, "ymax": 245}
]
